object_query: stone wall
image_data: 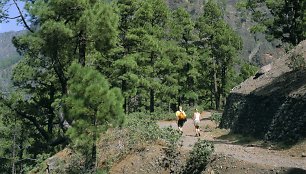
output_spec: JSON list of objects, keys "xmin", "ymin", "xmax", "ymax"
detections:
[{"xmin": 220, "ymin": 41, "xmax": 306, "ymax": 144}]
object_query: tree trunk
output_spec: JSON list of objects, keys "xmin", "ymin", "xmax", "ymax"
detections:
[
  {"xmin": 47, "ymin": 114, "xmax": 54, "ymax": 135},
  {"xmin": 79, "ymin": 30, "xmax": 86, "ymax": 66},
  {"xmin": 124, "ymin": 97, "xmax": 127, "ymax": 114},
  {"xmin": 177, "ymin": 95, "xmax": 182, "ymax": 108},
  {"xmin": 18, "ymin": 130, "xmax": 24, "ymax": 173},
  {"xmin": 213, "ymin": 60, "xmax": 220, "ymax": 110},
  {"xmin": 171, "ymin": 103, "xmax": 177, "ymax": 112},
  {"xmin": 150, "ymin": 89, "xmax": 154, "ymax": 113},
  {"xmin": 48, "ymin": 86, "xmax": 55, "ymax": 135},
  {"xmin": 122, "ymin": 79, "xmax": 128, "ymax": 114},
  {"xmin": 210, "ymin": 81, "xmax": 214, "ymax": 108},
  {"xmin": 91, "ymin": 116, "xmax": 97, "ymax": 173},
  {"xmin": 58, "ymin": 103, "xmax": 70, "ymax": 130},
  {"xmin": 91, "ymin": 141, "xmax": 97, "ymax": 173},
  {"xmin": 221, "ymin": 65, "xmax": 227, "ymax": 108},
  {"xmin": 51, "ymin": 39, "xmax": 70, "ymax": 130},
  {"xmin": 11, "ymin": 116, "xmax": 16, "ymax": 174},
  {"xmin": 215, "ymin": 92, "xmax": 220, "ymax": 110},
  {"xmin": 189, "ymin": 99, "xmax": 194, "ymax": 107}
]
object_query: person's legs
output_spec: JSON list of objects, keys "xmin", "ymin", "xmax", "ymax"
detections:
[
  {"xmin": 178, "ymin": 120, "xmax": 183, "ymax": 133},
  {"xmin": 194, "ymin": 121, "xmax": 200, "ymax": 136},
  {"xmin": 179, "ymin": 127, "xmax": 183, "ymax": 132},
  {"xmin": 197, "ymin": 128, "xmax": 200, "ymax": 136}
]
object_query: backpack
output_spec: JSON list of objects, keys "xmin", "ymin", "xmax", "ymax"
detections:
[{"xmin": 177, "ymin": 111, "xmax": 186, "ymax": 120}]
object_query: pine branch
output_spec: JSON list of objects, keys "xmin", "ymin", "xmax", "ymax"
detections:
[
  {"xmin": 0, "ymin": 97, "xmax": 50, "ymax": 141},
  {"xmin": 0, "ymin": 15, "xmax": 21, "ymax": 19},
  {"xmin": 12, "ymin": 0, "xmax": 33, "ymax": 33}
]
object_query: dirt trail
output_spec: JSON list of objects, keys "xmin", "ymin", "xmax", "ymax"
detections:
[{"xmin": 158, "ymin": 112, "xmax": 306, "ymax": 170}]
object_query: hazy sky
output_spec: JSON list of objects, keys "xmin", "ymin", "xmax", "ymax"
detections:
[{"xmin": 0, "ymin": 0, "xmax": 25, "ymax": 33}]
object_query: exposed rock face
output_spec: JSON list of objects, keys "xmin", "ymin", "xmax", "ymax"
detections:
[
  {"xmin": 220, "ymin": 41, "xmax": 306, "ymax": 144},
  {"xmin": 223, "ymin": 0, "xmax": 283, "ymax": 66}
]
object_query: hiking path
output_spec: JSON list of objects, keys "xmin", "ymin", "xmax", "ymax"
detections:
[{"xmin": 158, "ymin": 112, "xmax": 306, "ymax": 170}]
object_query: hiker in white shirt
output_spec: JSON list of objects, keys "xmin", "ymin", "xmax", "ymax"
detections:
[{"xmin": 193, "ymin": 108, "xmax": 201, "ymax": 137}]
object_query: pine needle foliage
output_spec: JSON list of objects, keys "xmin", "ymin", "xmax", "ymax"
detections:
[{"xmin": 65, "ymin": 62, "xmax": 124, "ymax": 170}]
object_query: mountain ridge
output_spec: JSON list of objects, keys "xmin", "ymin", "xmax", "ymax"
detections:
[
  {"xmin": 0, "ymin": 30, "xmax": 24, "ymax": 60},
  {"xmin": 0, "ymin": 30, "xmax": 24, "ymax": 93}
]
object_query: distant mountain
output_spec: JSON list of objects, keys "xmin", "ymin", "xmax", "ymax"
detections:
[
  {"xmin": 0, "ymin": 30, "xmax": 24, "ymax": 93},
  {"xmin": 0, "ymin": 31, "xmax": 24, "ymax": 60}
]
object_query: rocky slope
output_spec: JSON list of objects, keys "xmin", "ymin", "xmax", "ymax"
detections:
[
  {"xmin": 223, "ymin": 0, "xmax": 284, "ymax": 66},
  {"xmin": 220, "ymin": 40, "xmax": 306, "ymax": 144}
]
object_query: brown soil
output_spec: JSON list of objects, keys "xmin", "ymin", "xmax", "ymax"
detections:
[
  {"xmin": 111, "ymin": 111, "xmax": 306, "ymax": 174},
  {"xmin": 109, "ymin": 145, "xmax": 166, "ymax": 174}
]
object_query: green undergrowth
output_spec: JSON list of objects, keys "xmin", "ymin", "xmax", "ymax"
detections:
[
  {"xmin": 182, "ymin": 140, "xmax": 214, "ymax": 174},
  {"xmin": 30, "ymin": 112, "xmax": 183, "ymax": 173},
  {"xmin": 148, "ymin": 110, "xmax": 177, "ymax": 121},
  {"xmin": 99, "ymin": 112, "xmax": 184, "ymax": 172},
  {"xmin": 30, "ymin": 112, "xmax": 216, "ymax": 173},
  {"xmin": 210, "ymin": 112, "xmax": 222, "ymax": 125}
]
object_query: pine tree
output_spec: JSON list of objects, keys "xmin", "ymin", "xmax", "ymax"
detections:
[
  {"xmin": 65, "ymin": 62, "xmax": 124, "ymax": 172},
  {"xmin": 240, "ymin": 0, "xmax": 306, "ymax": 46},
  {"xmin": 133, "ymin": 0, "xmax": 170, "ymax": 113},
  {"xmin": 170, "ymin": 7, "xmax": 199, "ymax": 107},
  {"xmin": 155, "ymin": 40, "xmax": 182, "ymax": 112},
  {"xmin": 113, "ymin": 0, "xmax": 141, "ymax": 113},
  {"xmin": 0, "ymin": 0, "xmax": 121, "ymax": 168},
  {"xmin": 115, "ymin": 0, "xmax": 171, "ymax": 112},
  {"xmin": 0, "ymin": 93, "xmax": 36, "ymax": 173},
  {"xmin": 196, "ymin": 0, "xmax": 242, "ymax": 109}
]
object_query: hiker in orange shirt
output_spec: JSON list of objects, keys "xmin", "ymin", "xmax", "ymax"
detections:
[{"xmin": 176, "ymin": 106, "xmax": 187, "ymax": 133}]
